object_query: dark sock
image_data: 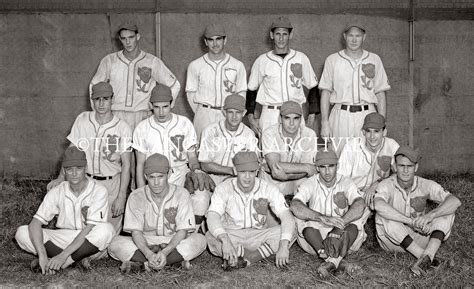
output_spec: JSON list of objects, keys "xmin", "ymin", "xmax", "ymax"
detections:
[
  {"xmin": 430, "ymin": 230, "xmax": 445, "ymax": 242},
  {"xmin": 400, "ymin": 235, "xmax": 414, "ymax": 249},
  {"xmin": 130, "ymin": 249, "xmax": 148, "ymax": 263},
  {"xmin": 71, "ymin": 239, "xmax": 99, "ymax": 262},
  {"xmin": 44, "ymin": 241, "xmax": 62, "ymax": 258},
  {"xmin": 303, "ymin": 227, "xmax": 323, "ymax": 252},
  {"xmin": 166, "ymin": 249, "xmax": 184, "ymax": 265},
  {"xmin": 345, "ymin": 224, "xmax": 359, "ymax": 248}
]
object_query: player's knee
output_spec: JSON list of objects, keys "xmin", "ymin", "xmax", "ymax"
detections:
[
  {"xmin": 15, "ymin": 225, "xmax": 30, "ymax": 246},
  {"xmin": 191, "ymin": 233, "xmax": 207, "ymax": 253},
  {"xmin": 379, "ymin": 218, "xmax": 405, "ymax": 237},
  {"xmin": 93, "ymin": 222, "xmax": 115, "ymax": 243}
]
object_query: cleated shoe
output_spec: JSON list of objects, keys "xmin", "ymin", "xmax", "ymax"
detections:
[
  {"xmin": 317, "ymin": 261, "xmax": 336, "ymax": 278},
  {"xmin": 338, "ymin": 260, "xmax": 361, "ymax": 274}
]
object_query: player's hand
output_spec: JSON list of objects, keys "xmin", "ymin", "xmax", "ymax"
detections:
[
  {"xmin": 221, "ymin": 239, "xmax": 238, "ymax": 266},
  {"xmin": 37, "ymin": 255, "xmax": 49, "ymax": 275},
  {"xmin": 111, "ymin": 195, "xmax": 126, "ymax": 217},
  {"xmin": 413, "ymin": 214, "xmax": 434, "ymax": 232},
  {"xmin": 152, "ymin": 251, "xmax": 167, "ymax": 270},
  {"xmin": 248, "ymin": 116, "xmax": 262, "ymax": 137},
  {"xmin": 275, "ymin": 246, "xmax": 290, "ymax": 268},
  {"xmin": 363, "ymin": 184, "xmax": 378, "ymax": 209},
  {"xmin": 47, "ymin": 178, "xmax": 63, "ymax": 192},
  {"xmin": 271, "ymin": 163, "xmax": 288, "ymax": 181},
  {"xmin": 320, "ymin": 215, "xmax": 345, "ymax": 230},
  {"xmin": 320, "ymin": 121, "xmax": 331, "ymax": 139},
  {"xmin": 47, "ymin": 253, "xmax": 67, "ymax": 272}
]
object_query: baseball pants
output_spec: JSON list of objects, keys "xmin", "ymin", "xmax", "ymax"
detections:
[
  {"xmin": 328, "ymin": 104, "xmax": 376, "ymax": 139},
  {"xmin": 113, "ymin": 110, "xmax": 149, "ymax": 131},
  {"xmin": 193, "ymin": 105, "xmax": 226, "ymax": 141},
  {"xmin": 15, "ymin": 223, "xmax": 115, "ymax": 254},
  {"xmin": 375, "ymin": 214, "xmax": 455, "ymax": 252},
  {"xmin": 98, "ymin": 174, "xmax": 123, "ymax": 235},
  {"xmin": 108, "ymin": 233, "xmax": 207, "ymax": 262}
]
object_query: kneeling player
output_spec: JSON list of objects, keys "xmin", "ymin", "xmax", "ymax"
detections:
[
  {"xmin": 15, "ymin": 147, "xmax": 114, "ymax": 274},
  {"xmin": 108, "ymin": 154, "xmax": 206, "ymax": 272},
  {"xmin": 206, "ymin": 152, "xmax": 296, "ymax": 270},
  {"xmin": 374, "ymin": 146, "xmax": 461, "ymax": 276},
  {"xmin": 290, "ymin": 150, "xmax": 365, "ymax": 277}
]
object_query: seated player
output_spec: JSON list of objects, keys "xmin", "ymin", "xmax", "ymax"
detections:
[
  {"xmin": 15, "ymin": 147, "xmax": 114, "ymax": 274},
  {"xmin": 108, "ymin": 153, "xmax": 207, "ymax": 273},
  {"xmin": 261, "ymin": 101, "xmax": 317, "ymax": 195},
  {"xmin": 199, "ymin": 93, "xmax": 258, "ymax": 186},
  {"xmin": 133, "ymin": 84, "xmax": 215, "ymax": 230},
  {"xmin": 290, "ymin": 150, "xmax": 365, "ymax": 277},
  {"xmin": 206, "ymin": 151, "xmax": 296, "ymax": 270},
  {"xmin": 374, "ymin": 146, "xmax": 461, "ymax": 276}
]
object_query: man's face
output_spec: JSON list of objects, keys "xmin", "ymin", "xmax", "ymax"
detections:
[
  {"xmin": 236, "ymin": 170, "xmax": 257, "ymax": 192},
  {"xmin": 224, "ymin": 108, "xmax": 244, "ymax": 130},
  {"xmin": 343, "ymin": 27, "xmax": 366, "ymax": 52},
  {"xmin": 152, "ymin": 101, "xmax": 172, "ymax": 123},
  {"xmin": 64, "ymin": 166, "xmax": 87, "ymax": 185},
  {"xmin": 205, "ymin": 36, "xmax": 226, "ymax": 55},
  {"xmin": 92, "ymin": 96, "xmax": 113, "ymax": 114},
  {"xmin": 119, "ymin": 29, "xmax": 140, "ymax": 53},
  {"xmin": 281, "ymin": 113, "xmax": 301, "ymax": 135},
  {"xmin": 146, "ymin": 172, "xmax": 169, "ymax": 195},
  {"xmin": 270, "ymin": 28, "xmax": 292, "ymax": 51},
  {"xmin": 317, "ymin": 164, "xmax": 337, "ymax": 186},
  {"xmin": 395, "ymin": 155, "xmax": 418, "ymax": 185},
  {"xmin": 363, "ymin": 128, "xmax": 384, "ymax": 150}
]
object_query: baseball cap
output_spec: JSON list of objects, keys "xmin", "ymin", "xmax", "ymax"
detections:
[
  {"xmin": 280, "ymin": 101, "xmax": 303, "ymax": 116},
  {"xmin": 62, "ymin": 146, "xmax": 87, "ymax": 168},
  {"xmin": 362, "ymin": 112, "xmax": 385, "ymax": 130},
  {"xmin": 150, "ymin": 84, "xmax": 173, "ymax": 103},
  {"xmin": 344, "ymin": 24, "xmax": 366, "ymax": 33},
  {"xmin": 233, "ymin": 151, "xmax": 259, "ymax": 172},
  {"xmin": 144, "ymin": 153, "xmax": 170, "ymax": 175},
  {"xmin": 223, "ymin": 94, "xmax": 246, "ymax": 112},
  {"xmin": 395, "ymin": 146, "xmax": 421, "ymax": 163},
  {"xmin": 315, "ymin": 150, "xmax": 338, "ymax": 166},
  {"xmin": 271, "ymin": 16, "xmax": 293, "ymax": 30},
  {"xmin": 204, "ymin": 23, "xmax": 226, "ymax": 38},
  {"xmin": 118, "ymin": 21, "xmax": 138, "ymax": 34},
  {"xmin": 91, "ymin": 82, "xmax": 113, "ymax": 100}
]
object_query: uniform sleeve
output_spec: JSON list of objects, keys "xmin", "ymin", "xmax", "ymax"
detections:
[
  {"xmin": 132, "ymin": 123, "xmax": 148, "ymax": 153},
  {"xmin": 90, "ymin": 56, "xmax": 112, "ymax": 96},
  {"xmin": 301, "ymin": 54, "xmax": 318, "ymax": 89},
  {"xmin": 185, "ymin": 61, "xmax": 198, "ymax": 93},
  {"xmin": 427, "ymin": 181, "xmax": 451, "ymax": 204},
  {"xmin": 153, "ymin": 57, "xmax": 180, "ymax": 99},
  {"xmin": 318, "ymin": 56, "xmax": 334, "ymax": 92},
  {"xmin": 235, "ymin": 61, "xmax": 248, "ymax": 95},
  {"xmin": 345, "ymin": 180, "xmax": 363, "ymax": 205},
  {"xmin": 261, "ymin": 128, "xmax": 281, "ymax": 156},
  {"xmin": 66, "ymin": 114, "xmax": 83, "ymax": 147},
  {"xmin": 197, "ymin": 127, "xmax": 216, "ymax": 163},
  {"xmin": 293, "ymin": 179, "xmax": 313, "ymax": 204},
  {"xmin": 123, "ymin": 193, "xmax": 145, "ymax": 233},
  {"xmin": 373, "ymin": 55, "xmax": 391, "ymax": 94},
  {"xmin": 247, "ymin": 57, "xmax": 264, "ymax": 91},
  {"xmin": 175, "ymin": 190, "xmax": 196, "ymax": 232},
  {"xmin": 207, "ymin": 186, "xmax": 228, "ymax": 216},
  {"xmin": 87, "ymin": 184, "xmax": 109, "ymax": 225},
  {"xmin": 268, "ymin": 184, "xmax": 290, "ymax": 217},
  {"xmin": 33, "ymin": 188, "xmax": 60, "ymax": 225},
  {"xmin": 374, "ymin": 179, "xmax": 392, "ymax": 203}
]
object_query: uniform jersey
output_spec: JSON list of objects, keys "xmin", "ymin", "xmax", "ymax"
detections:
[
  {"xmin": 132, "ymin": 114, "xmax": 197, "ymax": 168},
  {"xmin": 67, "ymin": 112, "xmax": 132, "ymax": 177},
  {"xmin": 208, "ymin": 178, "xmax": 292, "ymax": 241},
  {"xmin": 319, "ymin": 50, "xmax": 390, "ymax": 104},
  {"xmin": 294, "ymin": 174, "xmax": 362, "ymax": 218},
  {"xmin": 186, "ymin": 53, "xmax": 247, "ymax": 107},
  {"xmin": 34, "ymin": 179, "xmax": 109, "ymax": 230},
  {"xmin": 248, "ymin": 49, "xmax": 318, "ymax": 105},
  {"xmin": 375, "ymin": 175, "xmax": 452, "ymax": 219},
  {"xmin": 198, "ymin": 121, "xmax": 258, "ymax": 167},
  {"xmin": 338, "ymin": 137, "xmax": 399, "ymax": 190},
  {"xmin": 123, "ymin": 184, "xmax": 195, "ymax": 237},
  {"xmin": 90, "ymin": 50, "xmax": 180, "ymax": 112}
]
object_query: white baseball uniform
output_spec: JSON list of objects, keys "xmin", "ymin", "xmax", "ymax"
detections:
[
  {"xmin": 108, "ymin": 184, "xmax": 207, "ymax": 262},
  {"xmin": 248, "ymin": 49, "xmax": 318, "ymax": 131},
  {"xmin": 293, "ymin": 174, "xmax": 365, "ymax": 255},
  {"xmin": 186, "ymin": 53, "xmax": 247, "ymax": 139},
  {"xmin": 374, "ymin": 175, "xmax": 455, "ymax": 252},
  {"xmin": 15, "ymin": 179, "xmax": 115, "ymax": 254},
  {"xmin": 261, "ymin": 123, "xmax": 317, "ymax": 195},
  {"xmin": 90, "ymin": 50, "xmax": 180, "ymax": 130},
  {"xmin": 319, "ymin": 50, "xmax": 390, "ymax": 138},
  {"xmin": 67, "ymin": 111, "xmax": 132, "ymax": 234}
]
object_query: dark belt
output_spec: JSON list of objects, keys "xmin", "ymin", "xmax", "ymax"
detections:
[
  {"xmin": 87, "ymin": 173, "xmax": 113, "ymax": 181},
  {"xmin": 265, "ymin": 105, "xmax": 281, "ymax": 110},
  {"xmin": 340, "ymin": 104, "xmax": 370, "ymax": 113},
  {"xmin": 202, "ymin": 104, "xmax": 222, "ymax": 110}
]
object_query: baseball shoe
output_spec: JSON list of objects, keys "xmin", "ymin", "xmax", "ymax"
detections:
[
  {"xmin": 317, "ymin": 261, "xmax": 336, "ymax": 278},
  {"xmin": 79, "ymin": 257, "xmax": 92, "ymax": 271},
  {"xmin": 120, "ymin": 261, "xmax": 147, "ymax": 274},
  {"xmin": 30, "ymin": 259, "xmax": 41, "ymax": 273},
  {"xmin": 181, "ymin": 260, "xmax": 192, "ymax": 270},
  {"xmin": 222, "ymin": 257, "xmax": 248, "ymax": 271},
  {"xmin": 338, "ymin": 260, "xmax": 361, "ymax": 274},
  {"xmin": 410, "ymin": 255, "xmax": 431, "ymax": 276}
]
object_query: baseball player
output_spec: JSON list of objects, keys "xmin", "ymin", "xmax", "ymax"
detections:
[
  {"xmin": 186, "ymin": 23, "xmax": 247, "ymax": 140},
  {"xmin": 247, "ymin": 16, "xmax": 319, "ymax": 135},
  {"xmin": 319, "ymin": 24, "xmax": 390, "ymax": 141},
  {"xmin": 15, "ymin": 147, "xmax": 115, "ymax": 274},
  {"xmin": 206, "ymin": 151, "xmax": 296, "ymax": 270},
  {"xmin": 261, "ymin": 101, "xmax": 317, "ymax": 196},
  {"xmin": 47, "ymin": 82, "xmax": 132, "ymax": 236},
  {"xmin": 199, "ymin": 93, "xmax": 258, "ymax": 186},
  {"xmin": 290, "ymin": 150, "xmax": 365, "ymax": 278},
  {"xmin": 374, "ymin": 146, "xmax": 461, "ymax": 276},
  {"xmin": 108, "ymin": 154, "xmax": 207, "ymax": 272},
  {"xmin": 133, "ymin": 84, "xmax": 215, "ymax": 230}
]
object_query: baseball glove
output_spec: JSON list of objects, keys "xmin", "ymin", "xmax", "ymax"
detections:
[
  {"xmin": 323, "ymin": 232, "xmax": 343, "ymax": 258},
  {"xmin": 184, "ymin": 171, "xmax": 216, "ymax": 193}
]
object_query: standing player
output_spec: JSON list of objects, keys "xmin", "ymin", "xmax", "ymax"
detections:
[
  {"xmin": 108, "ymin": 154, "xmax": 207, "ymax": 272},
  {"xmin": 290, "ymin": 150, "xmax": 365, "ymax": 277},
  {"xmin": 16, "ymin": 147, "xmax": 114, "ymax": 274},
  {"xmin": 261, "ymin": 101, "xmax": 317, "ymax": 195},
  {"xmin": 206, "ymin": 151, "xmax": 296, "ymax": 270},
  {"xmin": 374, "ymin": 146, "xmax": 461, "ymax": 276},
  {"xmin": 247, "ymin": 16, "xmax": 319, "ymax": 135},
  {"xmin": 319, "ymin": 24, "xmax": 390, "ymax": 140},
  {"xmin": 47, "ymin": 82, "xmax": 131, "ymax": 235},
  {"xmin": 133, "ymin": 84, "xmax": 215, "ymax": 230},
  {"xmin": 186, "ymin": 23, "xmax": 247, "ymax": 140}
]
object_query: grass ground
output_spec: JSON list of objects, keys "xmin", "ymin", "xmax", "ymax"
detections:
[{"xmin": 1, "ymin": 174, "xmax": 473, "ymax": 287}]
